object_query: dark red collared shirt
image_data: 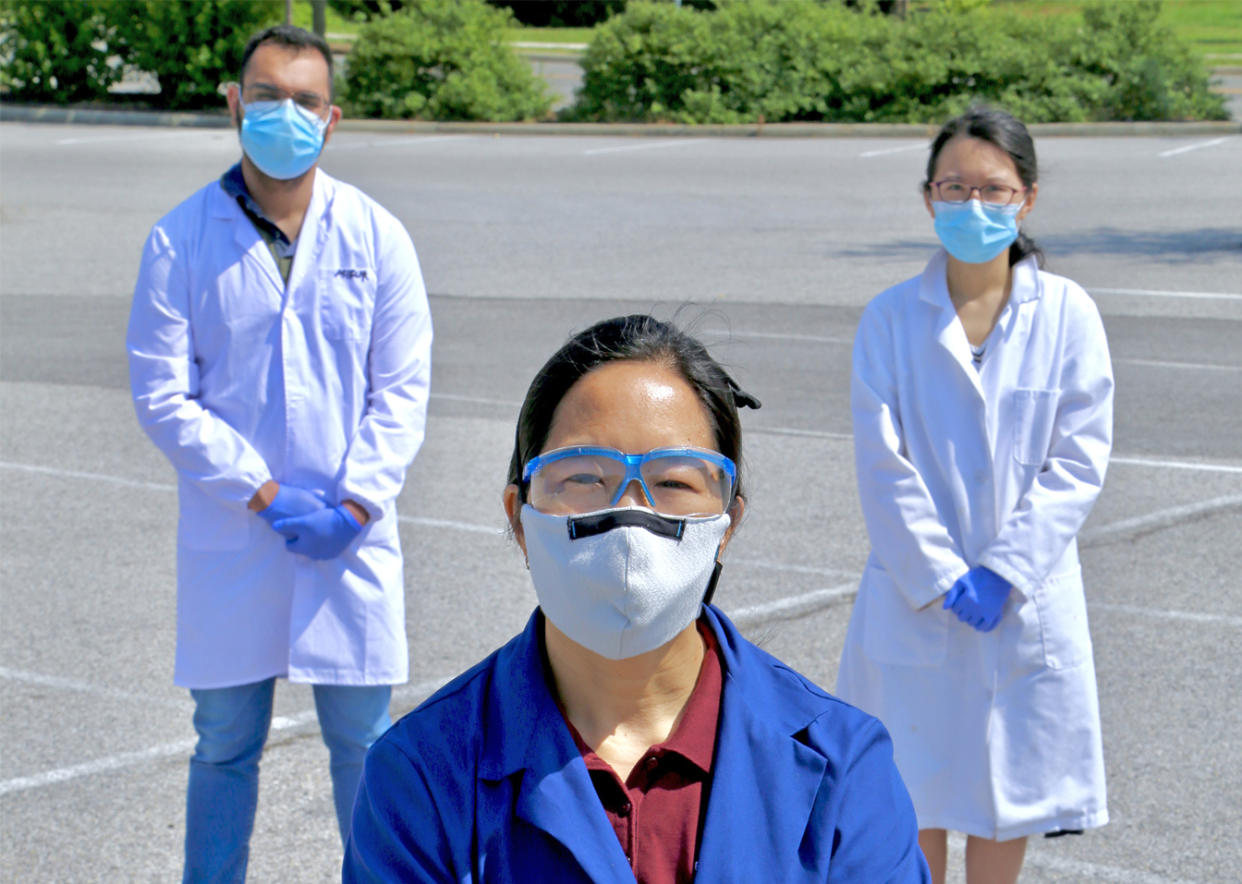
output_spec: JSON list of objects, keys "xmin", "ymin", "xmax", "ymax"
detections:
[{"xmin": 560, "ymin": 621, "xmax": 723, "ymax": 884}]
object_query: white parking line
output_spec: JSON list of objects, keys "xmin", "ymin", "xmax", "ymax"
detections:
[
  {"xmin": 1157, "ymin": 136, "xmax": 1233, "ymax": 158},
  {"xmin": 730, "ymin": 558, "xmax": 856, "ymax": 579},
  {"xmin": 0, "ymin": 461, "xmax": 175, "ymax": 491},
  {"xmin": 400, "ymin": 514, "xmax": 502, "ymax": 536},
  {"xmin": 702, "ymin": 328, "xmax": 852, "ymax": 345},
  {"xmin": 947, "ymin": 833, "xmax": 1203, "ymax": 884},
  {"xmin": 1117, "ymin": 357, "xmax": 1241, "ymax": 372},
  {"xmin": 1110, "ymin": 456, "xmax": 1242, "ymax": 475},
  {"xmin": 729, "ymin": 581, "xmax": 858, "ymax": 627},
  {"xmin": 1089, "ymin": 287, "xmax": 1242, "ymax": 302},
  {"xmin": 859, "ymin": 143, "xmax": 925, "ymax": 158},
  {"xmin": 1081, "ymin": 494, "xmax": 1242, "ymax": 546},
  {"xmin": 2, "ymin": 489, "xmax": 1236, "ymax": 797},
  {"xmin": 0, "ymin": 666, "xmax": 190, "ymax": 710},
  {"xmin": 0, "ymin": 676, "xmax": 452, "ymax": 797},
  {"xmin": 432, "ymin": 391, "xmax": 522, "ymax": 408},
  {"xmin": 1092, "ymin": 602, "xmax": 1242, "ymax": 628},
  {"xmin": 583, "ymin": 139, "xmax": 695, "ymax": 156},
  {"xmin": 54, "ymin": 131, "xmax": 216, "ymax": 146},
  {"xmin": 750, "ymin": 426, "xmax": 855, "ymax": 442},
  {"xmin": 330, "ymin": 134, "xmax": 475, "ymax": 152}
]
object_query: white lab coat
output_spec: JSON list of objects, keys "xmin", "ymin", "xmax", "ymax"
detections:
[
  {"xmin": 835, "ymin": 250, "xmax": 1113, "ymax": 840},
  {"xmin": 127, "ymin": 169, "xmax": 432, "ymax": 689}
]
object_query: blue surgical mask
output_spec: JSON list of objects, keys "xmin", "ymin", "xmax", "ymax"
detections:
[
  {"xmin": 239, "ymin": 98, "xmax": 327, "ymax": 181},
  {"xmin": 932, "ymin": 199, "xmax": 1023, "ymax": 264}
]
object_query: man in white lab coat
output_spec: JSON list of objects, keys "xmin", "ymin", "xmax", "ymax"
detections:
[{"xmin": 126, "ymin": 24, "xmax": 432, "ymax": 883}]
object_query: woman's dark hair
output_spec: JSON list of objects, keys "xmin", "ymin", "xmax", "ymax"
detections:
[
  {"xmin": 923, "ymin": 106, "xmax": 1044, "ymax": 268},
  {"xmin": 507, "ymin": 315, "xmax": 760, "ymax": 504},
  {"xmin": 240, "ymin": 24, "xmax": 335, "ymax": 98}
]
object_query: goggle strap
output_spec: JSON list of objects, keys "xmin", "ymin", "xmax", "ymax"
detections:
[{"xmin": 567, "ymin": 509, "xmax": 686, "ymax": 541}]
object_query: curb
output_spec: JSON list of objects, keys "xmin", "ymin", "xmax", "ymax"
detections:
[{"xmin": 3, "ymin": 102, "xmax": 1239, "ymax": 137}]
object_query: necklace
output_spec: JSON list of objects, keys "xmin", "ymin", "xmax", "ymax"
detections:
[{"xmin": 970, "ymin": 343, "xmax": 986, "ymax": 364}]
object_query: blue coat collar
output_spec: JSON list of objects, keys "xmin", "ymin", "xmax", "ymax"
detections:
[{"xmin": 478, "ymin": 606, "xmax": 834, "ymax": 879}]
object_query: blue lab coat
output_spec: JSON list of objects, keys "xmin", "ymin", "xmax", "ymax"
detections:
[{"xmin": 345, "ymin": 606, "xmax": 929, "ymax": 882}]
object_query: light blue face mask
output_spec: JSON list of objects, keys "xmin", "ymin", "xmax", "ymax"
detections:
[
  {"xmin": 239, "ymin": 98, "xmax": 327, "ymax": 181},
  {"xmin": 932, "ymin": 199, "xmax": 1023, "ymax": 264}
]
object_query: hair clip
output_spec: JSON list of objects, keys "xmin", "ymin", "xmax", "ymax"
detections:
[{"xmin": 726, "ymin": 376, "xmax": 762, "ymax": 410}]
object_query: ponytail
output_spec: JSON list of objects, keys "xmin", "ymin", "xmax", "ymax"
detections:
[{"xmin": 1009, "ymin": 230, "xmax": 1044, "ymax": 268}]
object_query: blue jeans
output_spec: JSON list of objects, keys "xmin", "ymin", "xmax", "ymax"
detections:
[{"xmin": 182, "ymin": 678, "xmax": 392, "ymax": 884}]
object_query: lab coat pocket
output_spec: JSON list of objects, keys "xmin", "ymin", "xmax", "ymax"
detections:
[
  {"xmin": 1011, "ymin": 388, "xmax": 1059, "ymax": 467},
  {"xmin": 861, "ymin": 566, "xmax": 948, "ymax": 666},
  {"xmin": 1033, "ymin": 570, "xmax": 1092, "ymax": 670},
  {"xmin": 319, "ymin": 268, "xmax": 375, "ymax": 342}
]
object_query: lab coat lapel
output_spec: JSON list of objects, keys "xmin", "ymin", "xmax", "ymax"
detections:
[
  {"xmin": 920, "ymin": 249, "xmax": 985, "ymax": 401},
  {"xmin": 487, "ymin": 613, "xmax": 635, "ymax": 883},
  {"xmin": 214, "ymin": 183, "xmax": 286, "ymax": 294},
  {"xmin": 284, "ymin": 169, "xmax": 330, "ymax": 299},
  {"xmin": 695, "ymin": 608, "xmax": 828, "ymax": 878},
  {"xmin": 513, "ymin": 753, "xmax": 634, "ymax": 882}
]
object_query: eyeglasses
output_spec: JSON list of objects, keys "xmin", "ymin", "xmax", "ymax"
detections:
[
  {"xmin": 522, "ymin": 446, "xmax": 737, "ymax": 517},
  {"xmin": 240, "ymin": 83, "xmax": 330, "ymax": 117},
  {"xmin": 930, "ymin": 180, "xmax": 1024, "ymax": 208}
]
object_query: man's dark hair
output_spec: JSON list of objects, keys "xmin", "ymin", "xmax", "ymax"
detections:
[{"xmin": 240, "ymin": 24, "xmax": 334, "ymax": 96}]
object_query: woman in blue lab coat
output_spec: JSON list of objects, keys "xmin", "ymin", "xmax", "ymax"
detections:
[{"xmin": 344, "ymin": 315, "xmax": 930, "ymax": 883}]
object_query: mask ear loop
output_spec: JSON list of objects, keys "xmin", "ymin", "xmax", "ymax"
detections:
[{"xmin": 702, "ymin": 561, "xmax": 723, "ymax": 607}]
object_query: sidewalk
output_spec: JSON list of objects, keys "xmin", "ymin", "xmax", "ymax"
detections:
[{"xmin": 2, "ymin": 101, "xmax": 1238, "ymax": 138}]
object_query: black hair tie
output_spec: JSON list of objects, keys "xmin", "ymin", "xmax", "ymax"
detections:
[{"xmin": 726, "ymin": 376, "xmax": 762, "ymax": 410}]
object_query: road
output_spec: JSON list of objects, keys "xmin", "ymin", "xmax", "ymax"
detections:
[{"xmin": 1, "ymin": 123, "xmax": 1240, "ymax": 882}]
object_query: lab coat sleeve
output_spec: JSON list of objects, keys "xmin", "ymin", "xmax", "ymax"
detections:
[
  {"xmin": 979, "ymin": 294, "xmax": 1114, "ymax": 597},
  {"xmin": 126, "ymin": 222, "xmax": 271, "ymax": 507},
  {"xmin": 343, "ymin": 736, "xmax": 455, "ymax": 883},
  {"xmin": 825, "ymin": 717, "xmax": 932, "ymax": 883},
  {"xmin": 336, "ymin": 219, "xmax": 432, "ymax": 521},
  {"xmin": 851, "ymin": 303, "xmax": 969, "ymax": 609}
]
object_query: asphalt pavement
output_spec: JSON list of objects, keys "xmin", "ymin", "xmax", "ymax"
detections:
[{"xmin": 1, "ymin": 122, "xmax": 1240, "ymax": 882}]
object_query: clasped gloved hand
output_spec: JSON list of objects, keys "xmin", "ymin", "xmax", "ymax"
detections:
[
  {"xmin": 273, "ymin": 505, "xmax": 363, "ymax": 560},
  {"xmin": 943, "ymin": 566, "xmax": 1011, "ymax": 632},
  {"xmin": 258, "ymin": 484, "xmax": 328, "ymax": 528}
]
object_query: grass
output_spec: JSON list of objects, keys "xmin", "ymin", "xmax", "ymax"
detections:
[
  {"xmin": 996, "ymin": 0, "xmax": 1242, "ymax": 63},
  {"xmin": 504, "ymin": 26, "xmax": 594, "ymax": 46},
  {"xmin": 293, "ymin": 1, "xmax": 1242, "ymax": 64},
  {"xmin": 289, "ymin": 2, "xmax": 359, "ymax": 39}
]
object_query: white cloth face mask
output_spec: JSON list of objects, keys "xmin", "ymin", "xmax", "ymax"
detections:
[{"xmin": 520, "ymin": 504, "xmax": 731, "ymax": 660}]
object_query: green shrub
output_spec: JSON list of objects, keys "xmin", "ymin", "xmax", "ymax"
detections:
[
  {"xmin": 566, "ymin": 2, "xmax": 717, "ymax": 122},
  {"xmin": 567, "ymin": 0, "xmax": 1228, "ymax": 124},
  {"xmin": 116, "ymin": 0, "xmax": 282, "ymax": 111},
  {"xmin": 343, "ymin": 0, "xmax": 551, "ymax": 120},
  {"xmin": 0, "ymin": 0, "xmax": 122, "ymax": 103}
]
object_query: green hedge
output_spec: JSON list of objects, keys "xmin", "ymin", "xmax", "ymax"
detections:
[
  {"xmin": 121, "ymin": 0, "xmax": 283, "ymax": 110},
  {"xmin": 566, "ymin": 0, "xmax": 1228, "ymax": 123},
  {"xmin": 343, "ymin": 0, "xmax": 552, "ymax": 121},
  {"xmin": 0, "ymin": 0, "xmax": 280, "ymax": 110},
  {"xmin": 0, "ymin": 0, "xmax": 123, "ymax": 103}
]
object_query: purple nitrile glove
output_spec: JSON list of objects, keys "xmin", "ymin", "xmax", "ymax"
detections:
[
  {"xmin": 272, "ymin": 505, "xmax": 363, "ymax": 560},
  {"xmin": 258, "ymin": 484, "xmax": 328, "ymax": 529},
  {"xmin": 943, "ymin": 566, "xmax": 1012, "ymax": 632}
]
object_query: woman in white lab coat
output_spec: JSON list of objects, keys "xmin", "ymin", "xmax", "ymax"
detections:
[{"xmin": 835, "ymin": 107, "xmax": 1114, "ymax": 884}]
